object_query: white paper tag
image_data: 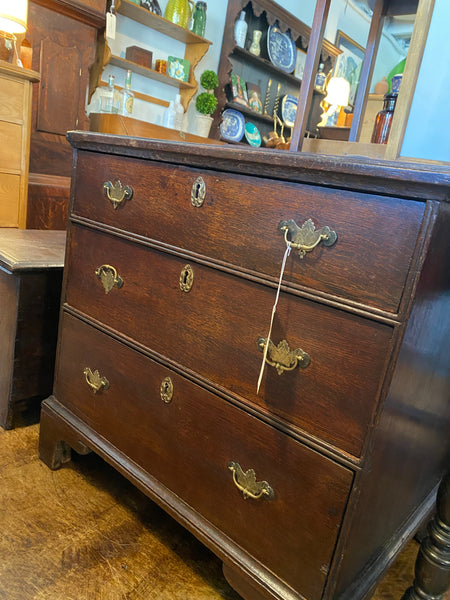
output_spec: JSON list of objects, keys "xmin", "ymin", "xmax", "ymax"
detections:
[{"xmin": 106, "ymin": 12, "xmax": 116, "ymax": 40}]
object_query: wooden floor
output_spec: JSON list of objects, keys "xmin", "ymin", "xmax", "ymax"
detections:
[{"xmin": 1, "ymin": 422, "xmax": 448, "ymax": 600}]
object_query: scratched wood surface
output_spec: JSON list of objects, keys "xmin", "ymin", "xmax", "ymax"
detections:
[{"xmin": 0, "ymin": 424, "xmax": 448, "ymax": 600}]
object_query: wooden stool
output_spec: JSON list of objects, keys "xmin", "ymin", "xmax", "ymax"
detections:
[{"xmin": 0, "ymin": 229, "xmax": 65, "ymax": 429}]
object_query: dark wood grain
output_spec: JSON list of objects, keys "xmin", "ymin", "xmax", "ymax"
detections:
[
  {"xmin": 71, "ymin": 150, "xmax": 425, "ymax": 315},
  {"xmin": 39, "ymin": 131, "xmax": 450, "ymax": 600}
]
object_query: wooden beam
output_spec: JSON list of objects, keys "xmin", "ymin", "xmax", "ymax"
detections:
[
  {"xmin": 289, "ymin": 0, "xmax": 332, "ymax": 152},
  {"xmin": 385, "ymin": 0, "xmax": 435, "ymax": 160},
  {"xmin": 349, "ymin": 0, "xmax": 387, "ymax": 142}
]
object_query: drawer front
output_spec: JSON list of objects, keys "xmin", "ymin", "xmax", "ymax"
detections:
[
  {"xmin": 55, "ymin": 312, "xmax": 353, "ymax": 600},
  {"xmin": 64, "ymin": 224, "xmax": 394, "ymax": 457},
  {"xmin": 72, "ymin": 151, "xmax": 425, "ymax": 313}
]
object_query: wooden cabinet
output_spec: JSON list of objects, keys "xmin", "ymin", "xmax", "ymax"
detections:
[
  {"xmin": 26, "ymin": 0, "xmax": 106, "ymax": 229},
  {"xmin": 39, "ymin": 131, "xmax": 450, "ymax": 600},
  {"xmin": 89, "ymin": 0, "xmax": 211, "ymax": 112},
  {"xmin": 0, "ymin": 62, "xmax": 39, "ymax": 228},
  {"xmin": 212, "ymin": 0, "xmax": 341, "ymax": 144}
]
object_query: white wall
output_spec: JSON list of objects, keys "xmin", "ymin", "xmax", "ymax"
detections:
[{"xmin": 401, "ymin": 0, "xmax": 450, "ymax": 162}]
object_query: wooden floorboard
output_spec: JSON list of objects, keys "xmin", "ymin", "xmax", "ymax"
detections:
[{"xmin": 0, "ymin": 423, "xmax": 448, "ymax": 600}]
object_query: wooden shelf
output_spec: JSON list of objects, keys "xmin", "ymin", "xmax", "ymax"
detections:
[
  {"xmin": 109, "ymin": 55, "xmax": 196, "ymax": 89},
  {"xmin": 116, "ymin": 0, "xmax": 211, "ymax": 46},
  {"xmin": 224, "ymin": 101, "xmax": 274, "ymax": 124}
]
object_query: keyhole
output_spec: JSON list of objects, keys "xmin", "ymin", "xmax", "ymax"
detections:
[
  {"xmin": 179, "ymin": 264, "xmax": 194, "ymax": 292},
  {"xmin": 160, "ymin": 376, "xmax": 173, "ymax": 404},
  {"xmin": 191, "ymin": 176, "xmax": 205, "ymax": 207}
]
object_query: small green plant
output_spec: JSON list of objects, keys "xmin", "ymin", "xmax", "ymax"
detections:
[
  {"xmin": 200, "ymin": 70, "xmax": 219, "ymax": 91},
  {"xmin": 195, "ymin": 70, "xmax": 219, "ymax": 115}
]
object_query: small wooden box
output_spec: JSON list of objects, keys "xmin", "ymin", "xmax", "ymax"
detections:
[
  {"xmin": 125, "ymin": 46, "xmax": 153, "ymax": 69},
  {"xmin": 0, "ymin": 229, "xmax": 66, "ymax": 429}
]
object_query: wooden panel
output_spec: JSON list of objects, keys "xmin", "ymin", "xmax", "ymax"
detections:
[
  {"xmin": 37, "ymin": 38, "xmax": 82, "ymax": 135},
  {"xmin": 27, "ymin": 173, "xmax": 70, "ymax": 230},
  {"xmin": 0, "ymin": 173, "xmax": 20, "ymax": 226},
  {"xmin": 0, "ymin": 272, "xmax": 18, "ymax": 428},
  {"xmin": 55, "ymin": 311, "xmax": 353, "ymax": 600},
  {"xmin": 0, "ymin": 122, "xmax": 22, "ymax": 171},
  {"xmin": 72, "ymin": 151, "xmax": 425, "ymax": 314},
  {"xmin": 0, "ymin": 77, "xmax": 25, "ymax": 122},
  {"xmin": 64, "ymin": 223, "xmax": 394, "ymax": 457}
]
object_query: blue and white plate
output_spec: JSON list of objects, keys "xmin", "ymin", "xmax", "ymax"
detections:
[
  {"xmin": 267, "ymin": 25, "xmax": 297, "ymax": 73},
  {"xmin": 220, "ymin": 108, "xmax": 245, "ymax": 142},
  {"xmin": 244, "ymin": 122, "xmax": 261, "ymax": 147},
  {"xmin": 280, "ymin": 94, "xmax": 298, "ymax": 127}
]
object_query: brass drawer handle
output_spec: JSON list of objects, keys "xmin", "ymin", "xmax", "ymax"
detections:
[
  {"xmin": 279, "ymin": 218, "xmax": 337, "ymax": 258},
  {"xmin": 257, "ymin": 337, "xmax": 310, "ymax": 375},
  {"xmin": 103, "ymin": 180, "xmax": 133, "ymax": 209},
  {"xmin": 160, "ymin": 377, "xmax": 174, "ymax": 404},
  {"xmin": 191, "ymin": 176, "xmax": 206, "ymax": 207},
  {"xmin": 228, "ymin": 462, "xmax": 274, "ymax": 501},
  {"xmin": 95, "ymin": 264, "xmax": 124, "ymax": 294},
  {"xmin": 83, "ymin": 367, "xmax": 109, "ymax": 394}
]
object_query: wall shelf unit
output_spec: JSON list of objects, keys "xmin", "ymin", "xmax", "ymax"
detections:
[
  {"xmin": 89, "ymin": 0, "xmax": 211, "ymax": 111},
  {"xmin": 212, "ymin": 0, "xmax": 340, "ymax": 145}
]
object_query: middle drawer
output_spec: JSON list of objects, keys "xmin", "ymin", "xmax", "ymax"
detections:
[{"xmin": 64, "ymin": 224, "xmax": 394, "ymax": 458}]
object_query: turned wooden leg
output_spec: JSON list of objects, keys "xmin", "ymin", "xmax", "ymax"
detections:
[{"xmin": 402, "ymin": 473, "xmax": 450, "ymax": 600}]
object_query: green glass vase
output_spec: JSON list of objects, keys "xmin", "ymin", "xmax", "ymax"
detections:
[{"xmin": 164, "ymin": 0, "xmax": 194, "ymax": 29}]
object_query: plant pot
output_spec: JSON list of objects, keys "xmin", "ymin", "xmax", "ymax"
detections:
[{"xmin": 195, "ymin": 114, "xmax": 213, "ymax": 138}]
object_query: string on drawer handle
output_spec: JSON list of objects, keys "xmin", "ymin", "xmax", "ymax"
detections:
[
  {"xmin": 103, "ymin": 180, "xmax": 133, "ymax": 209},
  {"xmin": 256, "ymin": 239, "xmax": 291, "ymax": 394},
  {"xmin": 279, "ymin": 218, "xmax": 337, "ymax": 258},
  {"xmin": 228, "ymin": 462, "xmax": 274, "ymax": 501}
]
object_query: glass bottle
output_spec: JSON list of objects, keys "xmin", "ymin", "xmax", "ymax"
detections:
[
  {"xmin": 315, "ymin": 63, "xmax": 326, "ymax": 91},
  {"xmin": 191, "ymin": 1, "xmax": 206, "ymax": 37},
  {"xmin": 371, "ymin": 93, "xmax": 397, "ymax": 144},
  {"xmin": 120, "ymin": 69, "xmax": 134, "ymax": 116},
  {"xmin": 100, "ymin": 74, "xmax": 116, "ymax": 113},
  {"xmin": 234, "ymin": 11, "xmax": 247, "ymax": 48}
]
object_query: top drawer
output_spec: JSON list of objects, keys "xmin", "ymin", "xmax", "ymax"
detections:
[{"xmin": 72, "ymin": 151, "xmax": 425, "ymax": 314}]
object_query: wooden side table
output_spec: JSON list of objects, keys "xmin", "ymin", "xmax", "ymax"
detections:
[
  {"xmin": 0, "ymin": 229, "xmax": 65, "ymax": 429},
  {"xmin": 0, "ymin": 62, "xmax": 40, "ymax": 228}
]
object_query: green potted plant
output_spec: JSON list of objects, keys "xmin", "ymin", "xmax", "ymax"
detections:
[{"xmin": 195, "ymin": 70, "xmax": 219, "ymax": 137}]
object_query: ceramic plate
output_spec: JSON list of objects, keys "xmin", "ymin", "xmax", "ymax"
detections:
[
  {"xmin": 244, "ymin": 122, "xmax": 261, "ymax": 147},
  {"xmin": 267, "ymin": 25, "xmax": 297, "ymax": 73},
  {"xmin": 280, "ymin": 94, "xmax": 298, "ymax": 127},
  {"xmin": 220, "ymin": 108, "xmax": 245, "ymax": 142}
]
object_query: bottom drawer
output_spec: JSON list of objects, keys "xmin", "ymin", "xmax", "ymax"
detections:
[{"xmin": 54, "ymin": 312, "xmax": 353, "ymax": 600}]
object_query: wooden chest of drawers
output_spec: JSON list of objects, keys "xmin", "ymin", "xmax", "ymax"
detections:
[{"xmin": 39, "ymin": 132, "xmax": 450, "ymax": 600}]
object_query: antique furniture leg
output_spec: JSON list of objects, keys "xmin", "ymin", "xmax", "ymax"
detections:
[{"xmin": 402, "ymin": 472, "xmax": 450, "ymax": 600}]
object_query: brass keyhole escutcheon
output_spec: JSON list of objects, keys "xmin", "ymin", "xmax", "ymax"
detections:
[
  {"xmin": 160, "ymin": 377, "xmax": 174, "ymax": 404},
  {"xmin": 180, "ymin": 264, "xmax": 194, "ymax": 292},
  {"xmin": 191, "ymin": 176, "xmax": 206, "ymax": 207}
]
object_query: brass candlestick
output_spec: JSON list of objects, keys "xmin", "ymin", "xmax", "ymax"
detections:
[{"xmin": 263, "ymin": 79, "xmax": 272, "ymax": 115}]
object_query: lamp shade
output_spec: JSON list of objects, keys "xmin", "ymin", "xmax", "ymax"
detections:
[
  {"xmin": 324, "ymin": 77, "xmax": 350, "ymax": 107},
  {"xmin": 0, "ymin": 0, "xmax": 28, "ymax": 34}
]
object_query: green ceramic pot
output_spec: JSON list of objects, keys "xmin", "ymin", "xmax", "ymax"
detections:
[{"xmin": 164, "ymin": 0, "xmax": 194, "ymax": 29}]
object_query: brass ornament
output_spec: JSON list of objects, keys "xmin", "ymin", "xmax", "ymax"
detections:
[
  {"xmin": 257, "ymin": 337, "xmax": 310, "ymax": 375},
  {"xmin": 228, "ymin": 462, "xmax": 274, "ymax": 500},
  {"xmin": 83, "ymin": 367, "xmax": 109, "ymax": 394},
  {"xmin": 179, "ymin": 264, "xmax": 194, "ymax": 292},
  {"xmin": 279, "ymin": 218, "xmax": 337, "ymax": 258},
  {"xmin": 103, "ymin": 180, "xmax": 133, "ymax": 209},
  {"xmin": 191, "ymin": 176, "xmax": 206, "ymax": 207},
  {"xmin": 95, "ymin": 264, "xmax": 124, "ymax": 294},
  {"xmin": 160, "ymin": 376, "xmax": 174, "ymax": 404}
]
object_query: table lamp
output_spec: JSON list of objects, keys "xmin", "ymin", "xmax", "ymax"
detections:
[
  {"xmin": 318, "ymin": 76, "xmax": 350, "ymax": 127},
  {"xmin": 0, "ymin": 0, "xmax": 28, "ymax": 66}
]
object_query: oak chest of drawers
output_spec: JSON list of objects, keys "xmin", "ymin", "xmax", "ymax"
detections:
[{"xmin": 39, "ymin": 132, "xmax": 450, "ymax": 600}]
